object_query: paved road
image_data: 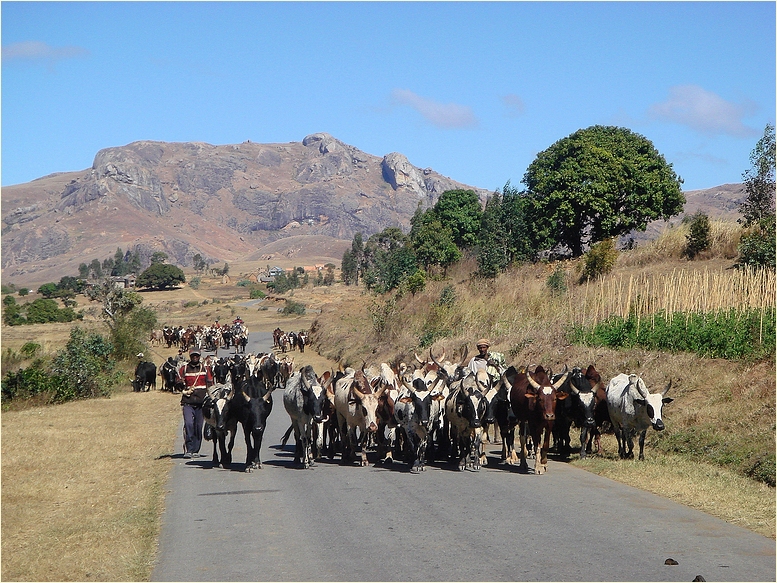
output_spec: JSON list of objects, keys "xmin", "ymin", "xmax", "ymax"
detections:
[{"xmin": 152, "ymin": 332, "xmax": 775, "ymax": 581}]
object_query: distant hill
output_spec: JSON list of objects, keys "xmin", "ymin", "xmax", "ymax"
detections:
[
  {"xmin": 1, "ymin": 133, "xmax": 744, "ymax": 288},
  {"xmin": 1, "ymin": 133, "xmax": 488, "ymax": 287}
]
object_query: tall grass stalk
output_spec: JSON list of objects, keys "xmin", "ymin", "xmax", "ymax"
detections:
[{"xmin": 572, "ymin": 266, "xmax": 775, "ymax": 329}]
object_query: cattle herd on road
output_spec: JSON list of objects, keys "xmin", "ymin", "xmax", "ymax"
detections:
[{"xmin": 136, "ymin": 322, "xmax": 674, "ymax": 474}]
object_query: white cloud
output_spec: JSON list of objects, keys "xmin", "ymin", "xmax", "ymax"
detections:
[
  {"xmin": 391, "ymin": 89, "xmax": 478, "ymax": 129},
  {"xmin": 2, "ymin": 41, "xmax": 89, "ymax": 65},
  {"xmin": 501, "ymin": 94, "xmax": 525, "ymax": 117},
  {"xmin": 648, "ymin": 85, "xmax": 758, "ymax": 138}
]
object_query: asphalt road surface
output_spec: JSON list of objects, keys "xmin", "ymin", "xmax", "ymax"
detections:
[{"xmin": 152, "ymin": 332, "xmax": 775, "ymax": 582}]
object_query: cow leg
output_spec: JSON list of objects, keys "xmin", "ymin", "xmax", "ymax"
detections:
[
  {"xmin": 470, "ymin": 429, "xmax": 483, "ymax": 471},
  {"xmin": 534, "ymin": 426, "xmax": 549, "ymax": 475},
  {"xmin": 638, "ymin": 429, "xmax": 647, "ymax": 461},
  {"xmin": 476, "ymin": 428, "xmax": 487, "ymax": 468},
  {"xmin": 579, "ymin": 427, "xmax": 589, "ymax": 459},
  {"xmin": 414, "ymin": 434, "xmax": 428, "ymax": 472},
  {"xmin": 243, "ymin": 424, "xmax": 255, "ymax": 472},
  {"xmin": 518, "ymin": 423, "xmax": 529, "ymax": 470},
  {"xmin": 358, "ymin": 432, "xmax": 370, "ymax": 467}
]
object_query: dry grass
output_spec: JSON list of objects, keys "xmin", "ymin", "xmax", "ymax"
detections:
[
  {"xmin": 571, "ymin": 438, "xmax": 776, "ymax": 538},
  {"xmin": 1, "ymin": 390, "xmax": 181, "ymax": 581}
]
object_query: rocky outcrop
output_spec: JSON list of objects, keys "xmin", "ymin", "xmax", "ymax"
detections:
[{"xmin": 1, "ymin": 133, "xmax": 490, "ymax": 284}]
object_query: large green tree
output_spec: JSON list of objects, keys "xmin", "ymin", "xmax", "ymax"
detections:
[
  {"xmin": 431, "ymin": 189, "xmax": 483, "ymax": 249},
  {"xmin": 136, "ymin": 263, "xmax": 185, "ymax": 290},
  {"xmin": 523, "ymin": 125, "xmax": 684, "ymax": 257}
]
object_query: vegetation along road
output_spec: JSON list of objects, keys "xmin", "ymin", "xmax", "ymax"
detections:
[{"xmin": 151, "ymin": 333, "xmax": 775, "ymax": 582}]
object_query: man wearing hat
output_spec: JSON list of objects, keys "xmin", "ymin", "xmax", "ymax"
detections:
[
  {"xmin": 469, "ymin": 338, "xmax": 506, "ymax": 444},
  {"xmin": 177, "ymin": 348, "xmax": 214, "ymax": 458},
  {"xmin": 468, "ymin": 338, "xmax": 506, "ymax": 379}
]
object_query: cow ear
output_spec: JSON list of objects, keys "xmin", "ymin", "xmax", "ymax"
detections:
[
  {"xmin": 399, "ymin": 396, "xmax": 413, "ymax": 404},
  {"xmin": 662, "ymin": 397, "xmax": 674, "ymax": 404},
  {"xmin": 556, "ymin": 392, "xmax": 568, "ymax": 400},
  {"xmin": 433, "ymin": 393, "xmax": 446, "ymax": 401},
  {"xmin": 634, "ymin": 398, "xmax": 646, "ymax": 406}
]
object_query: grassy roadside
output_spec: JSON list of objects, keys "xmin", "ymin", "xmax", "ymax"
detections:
[{"xmin": 1, "ymin": 389, "xmax": 180, "ymax": 581}]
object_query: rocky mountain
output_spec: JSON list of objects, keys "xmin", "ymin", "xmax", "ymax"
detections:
[{"xmin": 1, "ymin": 133, "xmax": 490, "ymax": 287}]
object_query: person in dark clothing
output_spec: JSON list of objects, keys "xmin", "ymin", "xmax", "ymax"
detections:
[{"xmin": 177, "ymin": 348, "xmax": 213, "ymax": 458}]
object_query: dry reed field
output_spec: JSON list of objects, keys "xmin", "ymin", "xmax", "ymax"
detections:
[{"xmin": 571, "ymin": 265, "xmax": 775, "ymax": 328}]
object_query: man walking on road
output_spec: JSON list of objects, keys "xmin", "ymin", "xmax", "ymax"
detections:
[{"xmin": 177, "ymin": 348, "xmax": 213, "ymax": 458}]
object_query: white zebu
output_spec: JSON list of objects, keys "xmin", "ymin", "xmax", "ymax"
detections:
[{"xmin": 606, "ymin": 373, "xmax": 673, "ymax": 460}]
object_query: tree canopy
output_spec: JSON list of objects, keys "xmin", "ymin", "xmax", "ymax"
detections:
[
  {"xmin": 740, "ymin": 123, "xmax": 775, "ymax": 227},
  {"xmin": 523, "ymin": 125, "xmax": 684, "ymax": 257},
  {"xmin": 136, "ymin": 263, "xmax": 185, "ymax": 290}
]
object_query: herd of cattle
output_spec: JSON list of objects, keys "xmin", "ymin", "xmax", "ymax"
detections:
[
  {"xmin": 150, "ymin": 322, "xmax": 250, "ymax": 354},
  {"xmin": 182, "ymin": 338, "xmax": 674, "ymax": 475}
]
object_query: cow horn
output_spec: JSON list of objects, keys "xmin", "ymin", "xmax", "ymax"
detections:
[
  {"xmin": 500, "ymin": 371, "xmax": 513, "ymax": 391},
  {"xmin": 633, "ymin": 376, "xmax": 649, "ymax": 398},
  {"xmin": 429, "ymin": 348, "xmax": 450, "ymax": 380},
  {"xmin": 242, "ymin": 391, "xmax": 251, "ymax": 402},
  {"xmin": 415, "ymin": 353, "xmax": 424, "ymax": 364},
  {"xmin": 661, "ymin": 379, "xmax": 672, "ymax": 395},
  {"xmin": 569, "ymin": 382, "xmax": 580, "ymax": 395},
  {"xmin": 458, "ymin": 344, "xmax": 469, "ymax": 367},
  {"xmin": 527, "ymin": 371, "xmax": 541, "ymax": 391},
  {"xmin": 552, "ymin": 365, "xmax": 569, "ymax": 389}
]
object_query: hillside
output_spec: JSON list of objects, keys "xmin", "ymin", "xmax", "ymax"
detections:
[{"xmin": 1, "ymin": 133, "xmax": 488, "ymax": 287}]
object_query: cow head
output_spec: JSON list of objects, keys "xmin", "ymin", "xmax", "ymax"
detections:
[
  {"xmin": 398, "ymin": 374, "xmax": 446, "ymax": 427},
  {"xmin": 348, "ymin": 370, "xmax": 384, "ymax": 433},
  {"xmin": 299, "ymin": 365, "xmax": 327, "ymax": 423},
  {"xmin": 526, "ymin": 365, "xmax": 569, "ymax": 421},
  {"xmin": 632, "ymin": 376, "xmax": 673, "ymax": 431}
]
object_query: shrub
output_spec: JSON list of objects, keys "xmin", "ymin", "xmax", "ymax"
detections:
[
  {"xmin": 684, "ymin": 212, "xmax": 711, "ymax": 259},
  {"xmin": 189, "ymin": 277, "xmax": 201, "ymax": 290},
  {"xmin": 281, "ymin": 300, "xmax": 306, "ymax": 315},
  {"xmin": 580, "ymin": 238, "xmax": 618, "ymax": 282},
  {"xmin": 50, "ymin": 327, "xmax": 118, "ymax": 401},
  {"xmin": 183, "ymin": 300, "xmax": 199, "ymax": 308},
  {"xmin": 20, "ymin": 342, "xmax": 41, "ymax": 358},
  {"xmin": 249, "ymin": 288, "xmax": 266, "ymax": 299},
  {"xmin": 737, "ymin": 215, "xmax": 776, "ymax": 270},
  {"xmin": 236, "ymin": 279, "xmax": 251, "ymax": 287},
  {"xmin": 546, "ymin": 265, "xmax": 567, "ymax": 296},
  {"xmin": 436, "ymin": 285, "xmax": 457, "ymax": 308}
]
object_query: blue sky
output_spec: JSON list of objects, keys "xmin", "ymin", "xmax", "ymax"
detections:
[{"xmin": 2, "ymin": 2, "xmax": 775, "ymax": 192}]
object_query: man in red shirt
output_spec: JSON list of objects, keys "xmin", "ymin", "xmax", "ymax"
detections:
[{"xmin": 177, "ymin": 348, "xmax": 214, "ymax": 458}]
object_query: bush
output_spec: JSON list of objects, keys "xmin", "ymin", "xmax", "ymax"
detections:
[
  {"xmin": 249, "ymin": 288, "xmax": 266, "ymax": 299},
  {"xmin": 183, "ymin": 300, "xmax": 199, "ymax": 308},
  {"xmin": 189, "ymin": 277, "xmax": 201, "ymax": 290},
  {"xmin": 2, "ymin": 327, "xmax": 120, "ymax": 404},
  {"xmin": 50, "ymin": 327, "xmax": 118, "ymax": 401},
  {"xmin": 580, "ymin": 239, "xmax": 618, "ymax": 281},
  {"xmin": 281, "ymin": 300, "xmax": 306, "ymax": 315},
  {"xmin": 436, "ymin": 285, "xmax": 456, "ymax": 308},
  {"xmin": 684, "ymin": 212, "xmax": 711, "ymax": 259},
  {"xmin": 737, "ymin": 215, "xmax": 776, "ymax": 270},
  {"xmin": 546, "ymin": 265, "xmax": 567, "ymax": 296}
]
